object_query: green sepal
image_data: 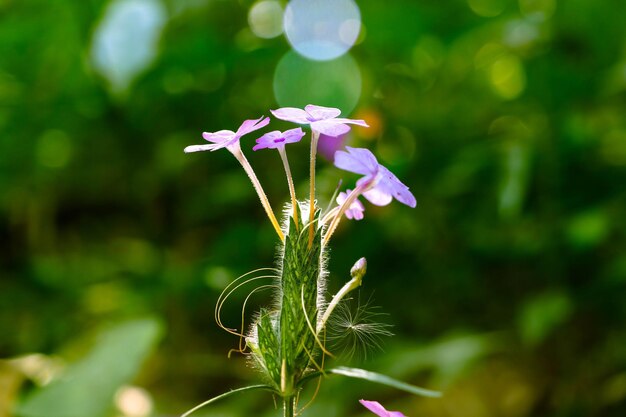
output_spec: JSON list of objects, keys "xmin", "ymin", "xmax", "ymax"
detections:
[{"xmin": 256, "ymin": 308, "xmax": 281, "ymax": 387}]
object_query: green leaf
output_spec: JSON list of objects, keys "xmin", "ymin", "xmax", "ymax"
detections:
[
  {"xmin": 180, "ymin": 384, "xmax": 276, "ymax": 417},
  {"xmin": 16, "ymin": 318, "xmax": 163, "ymax": 417},
  {"xmin": 327, "ymin": 366, "xmax": 442, "ymax": 398}
]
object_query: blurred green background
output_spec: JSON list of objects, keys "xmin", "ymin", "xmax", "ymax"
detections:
[{"xmin": 1, "ymin": 0, "xmax": 626, "ymax": 416}]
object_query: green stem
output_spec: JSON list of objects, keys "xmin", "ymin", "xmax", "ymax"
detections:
[
  {"xmin": 323, "ymin": 180, "xmax": 370, "ymax": 246},
  {"xmin": 308, "ymin": 131, "xmax": 319, "ymax": 247},
  {"xmin": 317, "ymin": 273, "xmax": 362, "ymax": 334},
  {"xmin": 230, "ymin": 144, "xmax": 285, "ymax": 241},
  {"xmin": 283, "ymin": 396, "xmax": 295, "ymax": 417},
  {"xmin": 180, "ymin": 384, "xmax": 275, "ymax": 417},
  {"xmin": 278, "ymin": 146, "xmax": 299, "ymax": 228}
]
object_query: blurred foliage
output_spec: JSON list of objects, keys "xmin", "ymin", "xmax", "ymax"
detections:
[
  {"xmin": 17, "ymin": 319, "xmax": 162, "ymax": 417},
  {"xmin": 1, "ymin": 0, "xmax": 626, "ymax": 416}
]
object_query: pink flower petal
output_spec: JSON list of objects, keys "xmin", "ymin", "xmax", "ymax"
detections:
[
  {"xmin": 304, "ymin": 104, "xmax": 341, "ymax": 120},
  {"xmin": 359, "ymin": 400, "xmax": 407, "ymax": 417},
  {"xmin": 317, "ymin": 132, "xmax": 347, "ymax": 161},
  {"xmin": 334, "ymin": 147, "xmax": 379, "ymax": 176},
  {"xmin": 362, "ymin": 187, "xmax": 393, "ymax": 206},
  {"xmin": 253, "ymin": 128, "xmax": 305, "ymax": 151},
  {"xmin": 376, "ymin": 166, "xmax": 417, "ymax": 208},
  {"xmin": 235, "ymin": 116, "xmax": 270, "ymax": 137},
  {"xmin": 311, "ymin": 119, "xmax": 351, "ymax": 137},
  {"xmin": 336, "ymin": 190, "xmax": 365, "ymax": 220},
  {"xmin": 184, "ymin": 144, "xmax": 216, "ymax": 153},
  {"xmin": 271, "ymin": 107, "xmax": 311, "ymax": 124},
  {"xmin": 334, "ymin": 117, "xmax": 369, "ymax": 128},
  {"xmin": 334, "ymin": 147, "xmax": 417, "ymax": 208},
  {"xmin": 282, "ymin": 127, "xmax": 306, "ymax": 143},
  {"xmin": 253, "ymin": 131, "xmax": 282, "ymax": 151},
  {"xmin": 202, "ymin": 130, "xmax": 235, "ymax": 143}
]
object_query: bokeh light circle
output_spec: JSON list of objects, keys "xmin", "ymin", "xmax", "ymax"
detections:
[
  {"xmin": 273, "ymin": 51, "xmax": 361, "ymax": 113},
  {"xmin": 284, "ymin": 0, "xmax": 361, "ymax": 61},
  {"xmin": 248, "ymin": 0, "xmax": 284, "ymax": 39},
  {"xmin": 91, "ymin": 0, "xmax": 167, "ymax": 94},
  {"xmin": 467, "ymin": 0, "xmax": 505, "ymax": 17}
]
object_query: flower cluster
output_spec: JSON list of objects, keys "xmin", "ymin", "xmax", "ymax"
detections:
[
  {"xmin": 183, "ymin": 104, "xmax": 426, "ymax": 417},
  {"xmin": 185, "ymin": 104, "xmax": 416, "ymax": 245}
]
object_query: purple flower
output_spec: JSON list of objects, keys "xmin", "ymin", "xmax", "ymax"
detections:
[
  {"xmin": 270, "ymin": 104, "xmax": 368, "ymax": 137},
  {"xmin": 252, "ymin": 128, "xmax": 305, "ymax": 151},
  {"xmin": 336, "ymin": 189, "xmax": 365, "ymax": 220},
  {"xmin": 334, "ymin": 147, "xmax": 416, "ymax": 208},
  {"xmin": 184, "ymin": 116, "xmax": 270, "ymax": 153},
  {"xmin": 359, "ymin": 400, "xmax": 407, "ymax": 417}
]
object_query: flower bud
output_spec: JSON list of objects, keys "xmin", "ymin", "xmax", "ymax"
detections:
[{"xmin": 350, "ymin": 257, "xmax": 367, "ymax": 281}]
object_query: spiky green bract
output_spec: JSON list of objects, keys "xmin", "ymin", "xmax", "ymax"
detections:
[
  {"xmin": 247, "ymin": 205, "xmax": 324, "ymax": 397},
  {"xmin": 255, "ymin": 308, "xmax": 281, "ymax": 388},
  {"xmin": 279, "ymin": 208, "xmax": 323, "ymax": 395}
]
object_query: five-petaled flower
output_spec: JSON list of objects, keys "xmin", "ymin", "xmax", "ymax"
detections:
[
  {"xmin": 253, "ymin": 128, "xmax": 305, "ymax": 151},
  {"xmin": 271, "ymin": 104, "xmax": 369, "ymax": 137},
  {"xmin": 183, "ymin": 115, "xmax": 285, "ymax": 240},
  {"xmin": 184, "ymin": 116, "xmax": 270, "ymax": 153},
  {"xmin": 252, "ymin": 127, "xmax": 305, "ymax": 225},
  {"xmin": 334, "ymin": 146, "xmax": 416, "ymax": 208},
  {"xmin": 359, "ymin": 400, "xmax": 407, "ymax": 417},
  {"xmin": 337, "ymin": 189, "xmax": 365, "ymax": 220}
]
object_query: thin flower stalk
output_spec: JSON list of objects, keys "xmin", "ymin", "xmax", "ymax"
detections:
[
  {"xmin": 185, "ymin": 116, "xmax": 284, "ymax": 240},
  {"xmin": 277, "ymin": 146, "xmax": 299, "ymax": 227},
  {"xmin": 317, "ymin": 258, "xmax": 366, "ymax": 334},
  {"xmin": 231, "ymin": 144, "xmax": 285, "ymax": 241},
  {"xmin": 321, "ymin": 206, "xmax": 340, "ymax": 226},
  {"xmin": 253, "ymin": 128, "xmax": 305, "ymax": 228},
  {"xmin": 301, "ymin": 286, "xmax": 334, "ymax": 357},
  {"xmin": 336, "ymin": 189, "xmax": 365, "ymax": 220},
  {"xmin": 323, "ymin": 181, "xmax": 371, "ymax": 246},
  {"xmin": 308, "ymin": 130, "xmax": 319, "ymax": 247}
]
